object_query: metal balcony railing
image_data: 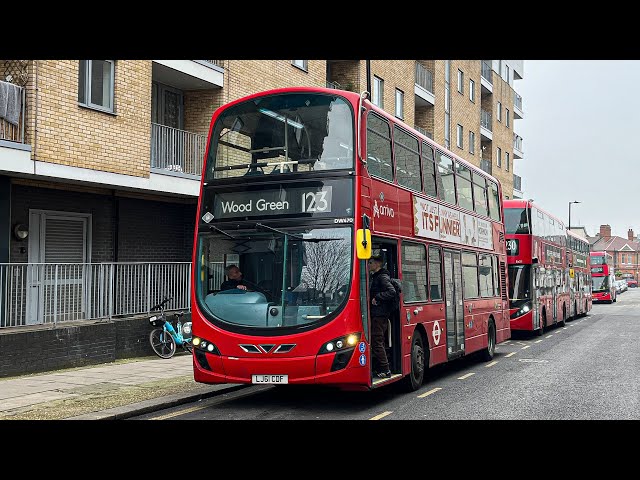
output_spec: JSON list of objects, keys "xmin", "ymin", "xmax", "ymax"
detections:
[
  {"xmin": 0, "ymin": 262, "xmax": 192, "ymax": 328},
  {"xmin": 513, "ymin": 174, "xmax": 522, "ymax": 191},
  {"xmin": 481, "ymin": 61, "xmax": 492, "ymax": 83},
  {"xmin": 480, "ymin": 159, "xmax": 492, "ymax": 175},
  {"xmin": 514, "ymin": 133, "xmax": 523, "ymax": 151},
  {"xmin": 202, "ymin": 60, "xmax": 224, "ymax": 68},
  {"xmin": 150, "ymin": 123, "xmax": 206, "ymax": 177},
  {"xmin": 415, "ymin": 63, "xmax": 434, "ymax": 93},
  {"xmin": 0, "ymin": 80, "xmax": 26, "ymax": 144},
  {"xmin": 326, "ymin": 81, "xmax": 341, "ymax": 89},
  {"xmin": 514, "ymin": 92, "xmax": 523, "ymax": 111},
  {"xmin": 481, "ymin": 109, "xmax": 492, "ymax": 131}
]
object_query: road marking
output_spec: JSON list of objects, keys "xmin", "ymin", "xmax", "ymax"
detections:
[
  {"xmin": 534, "ymin": 340, "xmax": 543, "ymax": 344},
  {"xmin": 458, "ymin": 372, "xmax": 475, "ymax": 380},
  {"xmin": 505, "ymin": 352, "xmax": 516, "ymax": 358},
  {"xmin": 370, "ymin": 411, "xmax": 393, "ymax": 420},
  {"xmin": 485, "ymin": 361, "xmax": 498, "ymax": 368},
  {"xmin": 545, "ymin": 335, "xmax": 553, "ymax": 338},
  {"xmin": 152, "ymin": 404, "xmax": 207, "ymax": 420},
  {"xmin": 569, "ymin": 324, "xmax": 575, "ymax": 327},
  {"xmin": 521, "ymin": 345, "xmax": 531, "ymax": 350},
  {"xmin": 418, "ymin": 387, "xmax": 442, "ymax": 398},
  {"xmin": 562, "ymin": 327, "xmax": 568, "ymax": 330}
]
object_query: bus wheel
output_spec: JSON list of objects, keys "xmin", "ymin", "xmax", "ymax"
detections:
[
  {"xmin": 558, "ymin": 305, "xmax": 566, "ymax": 327},
  {"xmin": 537, "ymin": 310, "xmax": 546, "ymax": 336},
  {"xmin": 402, "ymin": 330, "xmax": 425, "ymax": 392},
  {"xmin": 574, "ymin": 301, "xmax": 578, "ymax": 319},
  {"xmin": 481, "ymin": 319, "xmax": 496, "ymax": 361}
]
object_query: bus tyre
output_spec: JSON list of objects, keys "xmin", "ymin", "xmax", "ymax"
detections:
[
  {"xmin": 402, "ymin": 330, "xmax": 425, "ymax": 392},
  {"xmin": 574, "ymin": 301, "xmax": 578, "ymax": 320},
  {"xmin": 537, "ymin": 310, "xmax": 546, "ymax": 336},
  {"xmin": 481, "ymin": 320, "xmax": 496, "ymax": 361},
  {"xmin": 558, "ymin": 305, "xmax": 566, "ymax": 327}
]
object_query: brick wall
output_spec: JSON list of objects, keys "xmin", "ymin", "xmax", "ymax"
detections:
[
  {"xmin": 369, "ymin": 60, "xmax": 416, "ymax": 127},
  {"xmin": 488, "ymin": 71, "xmax": 516, "ymax": 197},
  {"xmin": 31, "ymin": 60, "xmax": 152, "ymax": 177},
  {"xmin": 449, "ymin": 61, "xmax": 482, "ymax": 169}
]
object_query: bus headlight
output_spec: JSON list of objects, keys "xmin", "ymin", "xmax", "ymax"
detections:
[
  {"xmin": 318, "ymin": 333, "xmax": 361, "ymax": 355},
  {"xmin": 510, "ymin": 302, "xmax": 533, "ymax": 319},
  {"xmin": 192, "ymin": 336, "xmax": 220, "ymax": 355}
]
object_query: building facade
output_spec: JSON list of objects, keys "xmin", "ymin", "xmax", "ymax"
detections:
[{"xmin": 0, "ymin": 59, "xmax": 525, "ymax": 328}]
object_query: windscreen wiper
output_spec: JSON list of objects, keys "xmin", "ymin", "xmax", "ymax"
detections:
[
  {"xmin": 254, "ymin": 223, "xmax": 305, "ymax": 240},
  {"xmin": 208, "ymin": 225, "xmax": 237, "ymax": 240}
]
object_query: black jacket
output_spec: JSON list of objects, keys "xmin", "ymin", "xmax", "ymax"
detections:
[
  {"xmin": 369, "ymin": 267, "xmax": 396, "ymax": 317},
  {"xmin": 220, "ymin": 277, "xmax": 247, "ymax": 291}
]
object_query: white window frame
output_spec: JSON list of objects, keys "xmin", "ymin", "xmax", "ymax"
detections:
[
  {"xmin": 469, "ymin": 131, "xmax": 475, "ymax": 154},
  {"xmin": 457, "ymin": 124, "xmax": 463, "ymax": 149},
  {"xmin": 497, "ymin": 101, "xmax": 502, "ymax": 122},
  {"xmin": 373, "ymin": 76, "xmax": 384, "ymax": 108},
  {"xmin": 395, "ymin": 88, "xmax": 404, "ymax": 119},
  {"xmin": 469, "ymin": 79, "xmax": 475, "ymax": 102},
  {"xmin": 457, "ymin": 69, "xmax": 464, "ymax": 93},
  {"xmin": 78, "ymin": 60, "xmax": 115, "ymax": 113},
  {"xmin": 506, "ymin": 152, "xmax": 510, "ymax": 172},
  {"xmin": 497, "ymin": 147, "xmax": 502, "ymax": 167},
  {"xmin": 506, "ymin": 108, "xmax": 510, "ymax": 127},
  {"xmin": 291, "ymin": 60, "xmax": 308, "ymax": 71}
]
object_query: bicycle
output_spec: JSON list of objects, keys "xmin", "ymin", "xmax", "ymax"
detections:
[{"xmin": 149, "ymin": 296, "xmax": 193, "ymax": 359}]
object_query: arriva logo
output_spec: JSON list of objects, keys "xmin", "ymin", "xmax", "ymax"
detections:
[{"xmin": 373, "ymin": 199, "xmax": 394, "ymax": 218}]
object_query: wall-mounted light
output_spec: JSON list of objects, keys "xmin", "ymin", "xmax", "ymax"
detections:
[{"xmin": 13, "ymin": 223, "xmax": 28, "ymax": 241}]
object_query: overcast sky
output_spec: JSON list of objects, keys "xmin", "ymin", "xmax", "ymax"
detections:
[{"xmin": 514, "ymin": 60, "xmax": 640, "ymax": 239}]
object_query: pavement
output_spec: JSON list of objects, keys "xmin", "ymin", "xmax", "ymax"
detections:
[{"xmin": 0, "ymin": 352, "xmax": 245, "ymax": 420}]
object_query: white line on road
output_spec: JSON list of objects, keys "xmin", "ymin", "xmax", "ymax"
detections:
[
  {"xmin": 563, "ymin": 327, "xmax": 568, "ymax": 330},
  {"xmin": 458, "ymin": 372, "xmax": 476, "ymax": 380},
  {"xmin": 370, "ymin": 411, "xmax": 393, "ymax": 420},
  {"xmin": 485, "ymin": 361, "xmax": 498, "ymax": 368},
  {"xmin": 545, "ymin": 335, "xmax": 553, "ymax": 338},
  {"xmin": 521, "ymin": 345, "xmax": 531, "ymax": 350},
  {"xmin": 505, "ymin": 352, "xmax": 517, "ymax": 358},
  {"xmin": 418, "ymin": 387, "xmax": 442, "ymax": 398},
  {"xmin": 534, "ymin": 340, "xmax": 543, "ymax": 344}
]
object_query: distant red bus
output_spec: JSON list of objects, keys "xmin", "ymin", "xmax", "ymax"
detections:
[
  {"xmin": 566, "ymin": 230, "xmax": 592, "ymax": 317},
  {"xmin": 590, "ymin": 251, "xmax": 616, "ymax": 303},
  {"xmin": 504, "ymin": 199, "xmax": 570, "ymax": 335},
  {"xmin": 190, "ymin": 86, "xmax": 510, "ymax": 392}
]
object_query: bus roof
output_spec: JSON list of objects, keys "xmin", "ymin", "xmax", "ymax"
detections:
[{"xmin": 503, "ymin": 199, "xmax": 565, "ymax": 228}]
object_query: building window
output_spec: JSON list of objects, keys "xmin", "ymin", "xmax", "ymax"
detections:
[
  {"xmin": 469, "ymin": 79, "xmax": 475, "ymax": 102},
  {"xmin": 506, "ymin": 109, "xmax": 510, "ymax": 127},
  {"xmin": 469, "ymin": 131, "xmax": 475, "ymax": 154},
  {"xmin": 505, "ymin": 65, "xmax": 510, "ymax": 84},
  {"xmin": 497, "ymin": 102, "xmax": 502, "ymax": 122},
  {"xmin": 78, "ymin": 60, "xmax": 114, "ymax": 112},
  {"xmin": 373, "ymin": 76, "xmax": 384, "ymax": 108},
  {"xmin": 395, "ymin": 88, "xmax": 404, "ymax": 119},
  {"xmin": 457, "ymin": 124, "xmax": 463, "ymax": 149},
  {"xmin": 497, "ymin": 147, "xmax": 502, "ymax": 168},
  {"xmin": 457, "ymin": 69, "xmax": 464, "ymax": 94},
  {"xmin": 506, "ymin": 152, "xmax": 510, "ymax": 172},
  {"xmin": 291, "ymin": 60, "xmax": 308, "ymax": 71}
]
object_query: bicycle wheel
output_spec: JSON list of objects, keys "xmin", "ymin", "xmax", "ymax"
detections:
[{"xmin": 149, "ymin": 328, "xmax": 176, "ymax": 359}]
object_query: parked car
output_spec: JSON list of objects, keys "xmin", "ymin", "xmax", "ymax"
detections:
[{"xmin": 626, "ymin": 279, "xmax": 638, "ymax": 288}]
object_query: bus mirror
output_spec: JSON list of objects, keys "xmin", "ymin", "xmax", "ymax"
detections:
[
  {"xmin": 356, "ymin": 229, "xmax": 372, "ymax": 259},
  {"xmin": 532, "ymin": 256, "xmax": 539, "ymax": 264}
]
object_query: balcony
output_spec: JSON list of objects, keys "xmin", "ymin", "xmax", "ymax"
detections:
[
  {"xmin": 415, "ymin": 126, "xmax": 433, "ymax": 139},
  {"xmin": 152, "ymin": 60, "xmax": 223, "ymax": 89},
  {"xmin": 513, "ymin": 174, "xmax": 523, "ymax": 198},
  {"xmin": 480, "ymin": 109, "xmax": 492, "ymax": 141},
  {"xmin": 0, "ymin": 80, "xmax": 31, "ymax": 171},
  {"xmin": 150, "ymin": 123, "xmax": 206, "ymax": 178},
  {"xmin": 513, "ymin": 133, "xmax": 523, "ymax": 159},
  {"xmin": 326, "ymin": 81, "xmax": 341, "ymax": 89},
  {"xmin": 514, "ymin": 92, "xmax": 524, "ymax": 119},
  {"xmin": 415, "ymin": 62, "xmax": 435, "ymax": 107},
  {"xmin": 480, "ymin": 60, "xmax": 493, "ymax": 95},
  {"xmin": 480, "ymin": 158, "xmax": 492, "ymax": 175}
]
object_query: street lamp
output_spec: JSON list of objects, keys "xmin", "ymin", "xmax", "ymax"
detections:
[{"xmin": 568, "ymin": 201, "xmax": 581, "ymax": 229}]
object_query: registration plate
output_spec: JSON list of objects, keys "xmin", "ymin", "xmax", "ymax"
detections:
[{"xmin": 252, "ymin": 374, "xmax": 288, "ymax": 384}]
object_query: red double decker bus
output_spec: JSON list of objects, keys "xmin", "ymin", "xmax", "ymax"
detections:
[
  {"xmin": 566, "ymin": 230, "xmax": 592, "ymax": 317},
  {"xmin": 191, "ymin": 86, "xmax": 510, "ymax": 392},
  {"xmin": 504, "ymin": 199, "xmax": 570, "ymax": 334},
  {"xmin": 590, "ymin": 251, "xmax": 616, "ymax": 303}
]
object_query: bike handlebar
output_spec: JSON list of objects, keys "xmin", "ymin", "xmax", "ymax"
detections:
[{"xmin": 151, "ymin": 296, "xmax": 173, "ymax": 311}]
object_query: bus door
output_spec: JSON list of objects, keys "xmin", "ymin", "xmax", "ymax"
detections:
[
  {"xmin": 443, "ymin": 249, "xmax": 464, "ymax": 358},
  {"xmin": 532, "ymin": 266, "xmax": 541, "ymax": 330},
  {"xmin": 369, "ymin": 239, "xmax": 401, "ymax": 375},
  {"xmin": 552, "ymin": 269, "xmax": 558, "ymax": 321}
]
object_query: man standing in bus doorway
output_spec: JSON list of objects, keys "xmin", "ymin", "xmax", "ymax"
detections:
[{"xmin": 368, "ymin": 255, "xmax": 397, "ymax": 379}]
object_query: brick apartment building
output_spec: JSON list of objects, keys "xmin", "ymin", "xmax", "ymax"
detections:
[
  {"xmin": 0, "ymin": 59, "xmax": 525, "ymax": 329},
  {"xmin": 589, "ymin": 224, "xmax": 640, "ymax": 280}
]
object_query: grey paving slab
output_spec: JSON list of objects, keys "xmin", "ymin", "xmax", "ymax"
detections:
[{"xmin": 0, "ymin": 391, "xmax": 80, "ymax": 412}]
